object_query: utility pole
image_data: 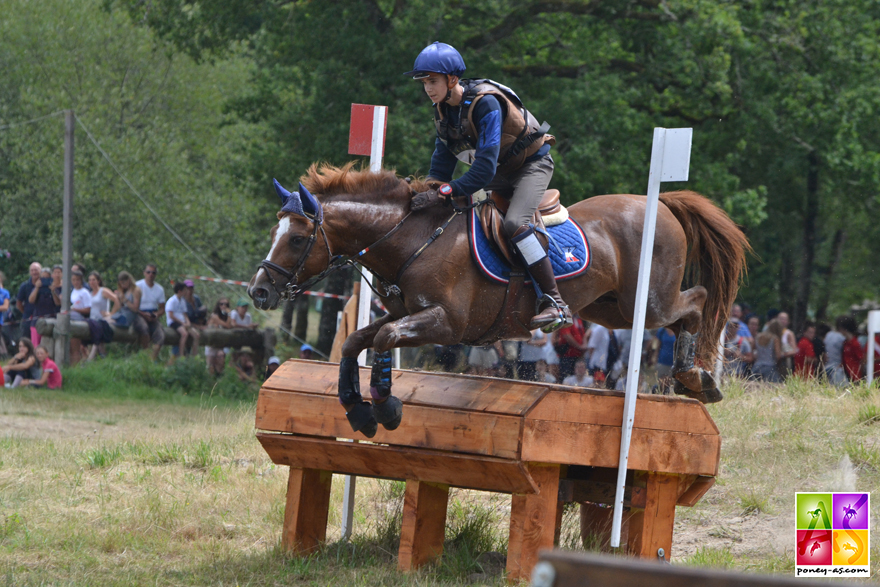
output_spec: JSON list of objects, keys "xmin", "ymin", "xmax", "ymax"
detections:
[{"xmin": 57, "ymin": 110, "xmax": 74, "ymax": 365}]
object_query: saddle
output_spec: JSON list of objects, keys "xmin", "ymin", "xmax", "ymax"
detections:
[{"xmin": 478, "ymin": 189, "xmax": 569, "ymax": 266}]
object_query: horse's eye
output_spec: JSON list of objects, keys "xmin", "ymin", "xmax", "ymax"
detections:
[{"xmin": 289, "ymin": 236, "xmax": 306, "ymax": 247}]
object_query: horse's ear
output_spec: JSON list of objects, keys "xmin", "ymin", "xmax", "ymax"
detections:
[
  {"xmin": 298, "ymin": 182, "xmax": 323, "ymax": 223},
  {"xmin": 273, "ymin": 178, "xmax": 291, "ymax": 205}
]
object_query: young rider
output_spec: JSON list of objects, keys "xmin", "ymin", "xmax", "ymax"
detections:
[{"xmin": 406, "ymin": 41, "xmax": 573, "ymax": 332}]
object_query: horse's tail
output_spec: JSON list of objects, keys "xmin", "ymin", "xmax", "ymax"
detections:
[{"xmin": 659, "ymin": 190, "xmax": 751, "ymax": 365}]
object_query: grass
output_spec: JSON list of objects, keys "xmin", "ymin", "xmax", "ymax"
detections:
[{"xmin": 2, "ymin": 360, "xmax": 880, "ymax": 584}]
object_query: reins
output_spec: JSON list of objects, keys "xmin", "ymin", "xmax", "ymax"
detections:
[{"xmin": 259, "ymin": 193, "xmax": 481, "ymax": 304}]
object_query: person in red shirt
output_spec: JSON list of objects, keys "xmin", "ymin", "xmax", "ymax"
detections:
[
  {"xmin": 555, "ymin": 315, "xmax": 589, "ymax": 381},
  {"xmin": 839, "ymin": 316, "xmax": 863, "ymax": 382},
  {"xmin": 793, "ymin": 322, "xmax": 817, "ymax": 378},
  {"xmin": 21, "ymin": 346, "xmax": 62, "ymax": 389}
]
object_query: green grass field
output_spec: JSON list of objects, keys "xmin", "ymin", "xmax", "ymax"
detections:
[{"xmin": 1, "ymin": 357, "xmax": 879, "ymax": 585}]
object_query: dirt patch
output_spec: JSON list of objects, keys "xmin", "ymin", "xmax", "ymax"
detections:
[
  {"xmin": 0, "ymin": 414, "xmax": 125, "ymax": 441},
  {"xmin": 672, "ymin": 511, "xmax": 792, "ymax": 559}
]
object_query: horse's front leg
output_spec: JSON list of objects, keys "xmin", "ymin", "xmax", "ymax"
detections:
[{"xmin": 338, "ymin": 314, "xmax": 396, "ymax": 438}]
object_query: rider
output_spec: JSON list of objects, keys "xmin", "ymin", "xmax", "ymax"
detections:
[{"xmin": 406, "ymin": 41, "xmax": 573, "ymax": 332}]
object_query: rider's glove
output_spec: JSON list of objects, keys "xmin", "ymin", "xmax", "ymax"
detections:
[{"xmin": 411, "ymin": 183, "xmax": 453, "ymax": 211}]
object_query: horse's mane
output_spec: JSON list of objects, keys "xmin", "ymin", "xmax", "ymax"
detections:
[{"xmin": 300, "ymin": 162, "xmax": 430, "ymax": 199}]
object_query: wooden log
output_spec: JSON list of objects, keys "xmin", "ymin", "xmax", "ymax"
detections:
[
  {"xmin": 398, "ymin": 480, "xmax": 450, "ymax": 571},
  {"xmin": 626, "ymin": 472, "xmax": 682, "ymax": 558},
  {"xmin": 506, "ymin": 463, "xmax": 560, "ymax": 583},
  {"xmin": 35, "ymin": 317, "xmax": 267, "ymax": 348},
  {"xmin": 282, "ymin": 467, "xmax": 332, "ymax": 554}
]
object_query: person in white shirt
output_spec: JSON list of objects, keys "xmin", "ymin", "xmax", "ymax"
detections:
[
  {"xmin": 165, "ymin": 282, "xmax": 200, "ymax": 363},
  {"xmin": 563, "ymin": 360, "xmax": 594, "ymax": 388},
  {"xmin": 68, "ymin": 270, "xmax": 92, "ymax": 365},
  {"xmin": 134, "ymin": 263, "xmax": 166, "ymax": 361},
  {"xmin": 231, "ymin": 299, "xmax": 258, "ymax": 329},
  {"xmin": 586, "ymin": 324, "xmax": 611, "ymax": 378}
]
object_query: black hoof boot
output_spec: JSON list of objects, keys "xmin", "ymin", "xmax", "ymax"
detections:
[
  {"xmin": 372, "ymin": 396, "xmax": 403, "ymax": 430},
  {"xmin": 700, "ymin": 371, "xmax": 724, "ymax": 404},
  {"xmin": 345, "ymin": 401, "xmax": 378, "ymax": 438},
  {"xmin": 673, "ymin": 380, "xmax": 709, "ymax": 403}
]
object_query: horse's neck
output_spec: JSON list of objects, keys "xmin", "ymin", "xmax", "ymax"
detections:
[{"xmin": 323, "ymin": 199, "xmax": 408, "ymax": 256}]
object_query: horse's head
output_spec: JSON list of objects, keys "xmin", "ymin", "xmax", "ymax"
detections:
[{"xmin": 248, "ymin": 179, "xmax": 327, "ymax": 309}]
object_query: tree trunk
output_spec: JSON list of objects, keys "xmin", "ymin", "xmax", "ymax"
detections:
[
  {"xmin": 280, "ymin": 299, "xmax": 295, "ymax": 342},
  {"xmin": 294, "ymin": 295, "xmax": 309, "ymax": 341},
  {"xmin": 316, "ymin": 267, "xmax": 352, "ymax": 356},
  {"xmin": 794, "ymin": 151, "xmax": 820, "ymax": 333},
  {"xmin": 815, "ymin": 228, "xmax": 847, "ymax": 323}
]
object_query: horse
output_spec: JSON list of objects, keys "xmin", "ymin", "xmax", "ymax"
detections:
[{"xmin": 248, "ymin": 162, "xmax": 749, "ymax": 437}]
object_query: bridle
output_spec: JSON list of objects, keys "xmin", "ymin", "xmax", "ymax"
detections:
[{"xmin": 259, "ymin": 211, "xmax": 331, "ymax": 301}]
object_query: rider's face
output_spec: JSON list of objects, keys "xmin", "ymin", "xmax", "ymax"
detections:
[{"xmin": 420, "ymin": 73, "xmax": 452, "ymax": 104}]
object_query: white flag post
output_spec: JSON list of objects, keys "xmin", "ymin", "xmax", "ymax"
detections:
[
  {"xmin": 341, "ymin": 104, "xmax": 388, "ymax": 540},
  {"xmin": 868, "ymin": 311, "xmax": 880, "ymax": 386},
  {"xmin": 610, "ymin": 128, "xmax": 693, "ymax": 549}
]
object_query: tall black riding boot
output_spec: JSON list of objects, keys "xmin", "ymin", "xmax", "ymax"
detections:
[{"xmin": 511, "ymin": 225, "xmax": 573, "ymax": 332}]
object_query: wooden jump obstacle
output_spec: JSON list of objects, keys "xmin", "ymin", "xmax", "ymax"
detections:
[{"xmin": 256, "ymin": 360, "xmax": 721, "ymax": 582}]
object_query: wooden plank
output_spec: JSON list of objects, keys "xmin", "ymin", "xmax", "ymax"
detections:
[
  {"xmin": 677, "ymin": 475, "xmax": 716, "ymax": 507},
  {"xmin": 255, "ymin": 389, "xmax": 523, "ymax": 459},
  {"xmin": 521, "ymin": 420, "xmax": 720, "ymax": 476},
  {"xmin": 627, "ymin": 472, "xmax": 680, "ymax": 558},
  {"xmin": 261, "ymin": 360, "xmax": 547, "ymax": 416},
  {"xmin": 537, "ymin": 550, "xmax": 840, "ymax": 587},
  {"xmin": 398, "ymin": 481, "xmax": 450, "ymax": 571},
  {"xmin": 282, "ymin": 468, "xmax": 332, "ymax": 554},
  {"xmin": 257, "ymin": 433, "xmax": 538, "ymax": 494},
  {"xmin": 506, "ymin": 463, "xmax": 560, "ymax": 583},
  {"xmin": 526, "ymin": 389, "xmax": 719, "ymax": 436}
]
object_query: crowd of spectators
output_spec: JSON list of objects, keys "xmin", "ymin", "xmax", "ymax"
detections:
[{"xmin": 1, "ymin": 261, "xmax": 278, "ymax": 387}]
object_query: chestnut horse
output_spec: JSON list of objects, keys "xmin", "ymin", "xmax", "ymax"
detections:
[{"xmin": 248, "ymin": 163, "xmax": 748, "ymax": 437}]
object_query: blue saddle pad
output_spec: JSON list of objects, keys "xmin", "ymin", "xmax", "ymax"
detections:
[{"xmin": 467, "ymin": 205, "xmax": 591, "ymax": 284}]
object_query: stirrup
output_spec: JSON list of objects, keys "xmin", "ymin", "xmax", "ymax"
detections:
[{"xmin": 531, "ymin": 295, "xmax": 573, "ymax": 333}]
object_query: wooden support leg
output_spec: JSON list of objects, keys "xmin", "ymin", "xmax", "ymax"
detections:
[
  {"xmin": 507, "ymin": 463, "xmax": 560, "ymax": 583},
  {"xmin": 399, "ymin": 480, "xmax": 450, "ymax": 571},
  {"xmin": 626, "ymin": 472, "xmax": 679, "ymax": 559},
  {"xmin": 579, "ymin": 502, "xmax": 631, "ymax": 551},
  {"xmin": 282, "ymin": 467, "xmax": 332, "ymax": 554}
]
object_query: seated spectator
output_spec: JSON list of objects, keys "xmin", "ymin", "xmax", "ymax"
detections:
[
  {"xmin": 206, "ymin": 298, "xmax": 233, "ymax": 375},
  {"xmin": 517, "ymin": 329, "xmax": 548, "ymax": 382},
  {"xmin": 231, "ymin": 299, "xmax": 258, "ymax": 329},
  {"xmin": 467, "ymin": 343, "xmax": 500, "ymax": 376},
  {"xmin": 86, "ymin": 271, "xmax": 118, "ymax": 361},
  {"xmin": 556, "ymin": 316, "xmax": 589, "ymax": 380},
  {"xmin": 232, "ymin": 350, "xmax": 257, "ymax": 382},
  {"xmin": 182, "ymin": 280, "xmax": 208, "ymax": 328},
  {"xmin": 165, "ymin": 282, "xmax": 200, "ymax": 363},
  {"xmin": 68, "ymin": 270, "xmax": 92, "ymax": 365},
  {"xmin": 3, "ymin": 338, "xmax": 38, "ymax": 388},
  {"xmin": 265, "ymin": 356, "xmax": 281, "ymax": 380},
  {"xmin": 20, "ymin": 346, "xmax": 62, "ymax": 389},
  {"xmin": 299, "ymin": 344, "xmax": 314, "ymax": 360},
  {"xmin": 135, "ymin": 264, "xmax": 166, "ymax": 362},
  {"xmin": 535, "ymin": 359, "xmax": 556, "ymax": 383},
  {"xmin": 840, "ymin": 316, "xmax": 863, "ymax": 381},
  {"xmin": 794, "ymin": 322, "xmax": 818, "ymax": 379},
  {"xmin": 0, "ymin": 271, "xmax": 9, "ymax": 357},
  {"xmin": 563, "ymin": 360, "xmax": 594, "ymax": 387},
  {"xmin": 50, "ymin": 265, "xmax": 63, "ymax": 312},
  {"xmin": 110, "ymin": 271, "xmax": 140, "ymax": 329}
]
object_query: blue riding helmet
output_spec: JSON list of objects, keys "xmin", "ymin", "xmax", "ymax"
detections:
[{"xmin": 403, "ymin": 41, "xmax": 466, "ymax": 79}]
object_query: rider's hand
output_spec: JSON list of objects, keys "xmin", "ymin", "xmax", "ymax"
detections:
[{"xmin": 411, "ymin": 183, "xmax": 452, "ymax": 211}]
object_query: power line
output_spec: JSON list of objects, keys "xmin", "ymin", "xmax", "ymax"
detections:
[{"xmin": 0, "ymin": 110, "xmax": 65, "ymax": 130}]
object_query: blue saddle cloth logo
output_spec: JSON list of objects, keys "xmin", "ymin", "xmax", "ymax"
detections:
[{"xmin": 467, "ymin": 206, "xmax": 591, "ymax": 284}]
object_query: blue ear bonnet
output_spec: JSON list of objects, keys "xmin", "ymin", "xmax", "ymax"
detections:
[{"xmin": 274, "ymin": 178, "xmax": 323, "ymax": 223}]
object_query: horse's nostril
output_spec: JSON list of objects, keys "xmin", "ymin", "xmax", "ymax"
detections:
[{"xmin": 252, "ymin": 287, "xmax": 269, "ymax": 304}]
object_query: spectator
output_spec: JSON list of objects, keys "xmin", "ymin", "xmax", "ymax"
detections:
[
  {"xmin": 731, "ymin": 304, "xmax": 752, "ymax": 341},
  {"xmin": 814, "ymin": 322, "xmax": 830, "ymax": 378},
  {"xmin": 534, "ymin": 359, "xmax": 556, "ymax": 383},
  {"xmin": 556, "ymin": 315, "xmax": 588, "ymax": 380},
  {"xmin": 231, "ymin": 299, "xmax": 258, "ymax": 329},
  {"xmin": 776, "ymin": 312, "xmax": 798, "ymax": 375},
  {"xmin": 265, "ymin": 356, "xmax": 281, "ymax": 380},
  {"xmin": 50, "ymin": 265, "xmax": 63, "ymax": 312},
  {"xmin": 300, "ymin": 344, "xmax": 314, "ymax": 360},
  {"xmin": 563, "ymin": 360, "xmax": 594, "ymax": 387},
  {"xmin": 432, "ymin": 344, "xmax": 463, "ymax": 372},
  {"xmin": 824, "ymin": 317, "xmax": 848, "ymax": 386},
  {"xmin": 794, "ymin": 322, "xmax": 818, "ymax": 379},
  {"xmin": 87, "ymin": 272, "xmax": 117, "ymax": 322},
  {"xmin": 468, "ymin": 342, "xmax": 500, "ymax": 376},
  {"xmin": 232, "ymin": 350, "xmax": 256, "ymax": 382},
  {"xmin": 586, "ymin": 323, "xmax": 611, "ymax": 383},
  {"xmin": 110, "ymin": 271, "xmax": 140, "ymax": 328},
  {"xmin": 839, "ymin": 316, "xmax": 863, "ymax": 382},
  {"xmin": 653, "ymin": 328, "xmax": 676, "ymax": 392},
  {"xmin": 135, "ymin": 264, "xmax": 166, "ymax": 361},
  {"xmin": 3, "ymin": 338, "xmax": 38, "ymax": 388},
  {"xmin": 517, "ymin": 329, "xmax": 549, "ymax": 381},
  {"xmin": 69, "ymin": 271, "xmax": 91, "ymax": 322},
  {"xmin": 20, "ymin": 346, "xmax": 62, "ymax": 389},
  {"xmin": 0, "ymin": 271, "xmax": 9, "ymax": 356},
  {"xmin": 19, "ymin": 262, "xmax": 55, "ymax": 344},
  {"xmin": 753, "ymin": 319, "xmax": 783, "ymax": 382},
  {"xmin": 182, "ymin": 280, "xmax": 208, "ymax": 328},
  {"xmin": 206, "ymin": 298, "xmax": 233, "ymax": 376},
  {"xmin": 723, "ymin": 319, "xmax": 751, "ymax": 377},
  {"xmin": 165, "ymin": 282, "xmax": 200, "ymax": 363}
]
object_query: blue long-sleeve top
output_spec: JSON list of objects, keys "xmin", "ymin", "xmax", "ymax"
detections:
[{"xmin": 428, "ymin": 95, "xmax": 550, "ymax": 198}]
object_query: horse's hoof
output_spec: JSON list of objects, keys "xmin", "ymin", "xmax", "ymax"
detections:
[
  {"xmin": 699, "ymin": 371, "xmax": 724, "ymax": 403},
  {"xmin": 373, "ymin": 396, "xmax": 403, "ymax": 431},
  {"xmin": 345, "ymin": 402, "xmax": 378, "ymax": 438},
  {"xmin": 673, "ymin": 369, "xmax": 702, "ymax": 393},
  {"xmin": 673, "ymin": 380, "xmax": 709, "ymax": 403}
]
